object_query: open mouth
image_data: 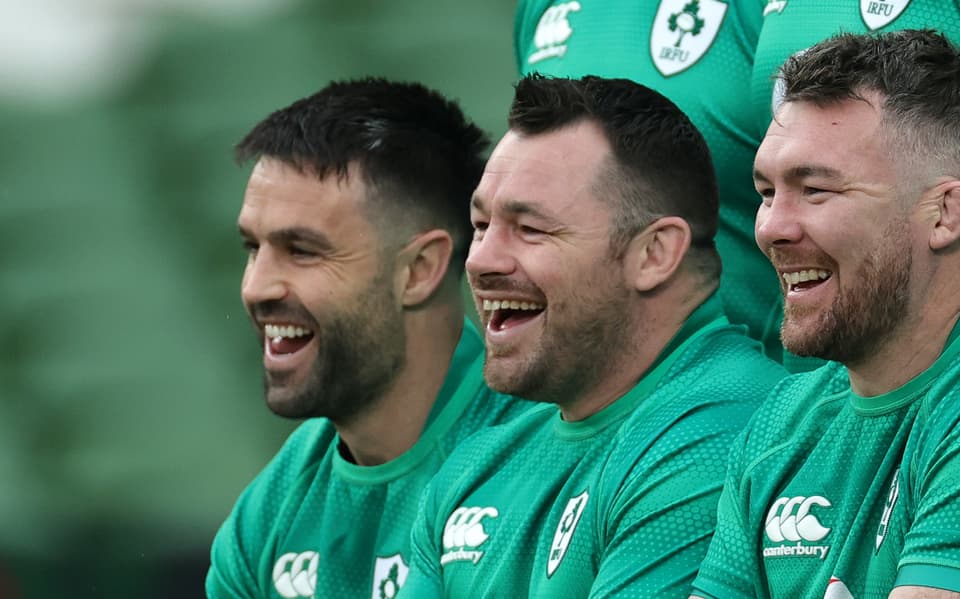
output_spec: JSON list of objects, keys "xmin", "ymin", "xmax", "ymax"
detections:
[
  {"xmin": 264, "ymin": 323, "xmax": 315, "ymax": 356},
  {"xmin": 482, "ymin": 299, "xmax": 545, "ymax": 332},
  {"xmin": 782, "ymin": 269, "xmax": 832, "ymax": 293}
]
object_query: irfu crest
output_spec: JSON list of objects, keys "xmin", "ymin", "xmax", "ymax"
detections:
[
  {"xmin": 546, "ymin": 491, "xmax": 589, "ymax": 577},
  {"xmin": 860, "ymin": 0, "xmax": 911, "ymax": 30},
  {"xmin": 372, "ymin": 554, "xmax": 409, "ymax": 599},
  {"xmin": 668, "ymin": 1, "xmax": 706, "ymax": 48},
  {"xmin": 651, "ymin": 0, "xmax": 728, "ymax": 76}
]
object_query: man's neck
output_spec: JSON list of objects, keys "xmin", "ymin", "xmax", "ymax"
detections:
[
  {"xmin": 848, "ymin": 306, "xmax": 960, "ymax": 397},
  {"xmin": 337, "ymin": 307, "xmax": 463, "ymax": 466},
  {"xmin": 846, "ymin": 267, "xmax": 960, "ymax": 396},
  {"xmin": 559, "ymin": 284, "xmax": 710, "ymax": 422}
]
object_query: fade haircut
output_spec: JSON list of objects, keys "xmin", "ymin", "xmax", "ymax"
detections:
[
  {"xmin": 236, "ymin": 78, "xmax": 490, "ymax": 271},
  {"xmin": 507, "ymin": 74, "xmax": 720, "ymax": 281},
  {"xmin": 779, "ymin": 29, "xmax": 960, "ymax": 180}
]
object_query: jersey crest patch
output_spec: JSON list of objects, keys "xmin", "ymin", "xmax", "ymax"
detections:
[
  {"xmin": 527, "ymin": 1, "xmax": 582, "ymax": 65},
  {"xmin": 272, "ymin": 551, "xmax": 319, "ymax": 598},
  {"xmin": 860, "ymin": 0, "xmax": 911, "ymax": 30},
  {"xmin": 875, "ymin": 467, "xmax": 900, "ymax": 553},
  {"xmin": 547, "ymin": 491, "xmax": 589, "ymax": 577},
  {"xmin": 372, "ymin": 553, "xmax": 409, "ymax": 599},
  {"xmin": 650, "ymin": 0, "xmax": 728, "ymax": 76}
]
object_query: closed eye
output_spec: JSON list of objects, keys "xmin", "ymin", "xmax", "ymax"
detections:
[
  {"xmin": 287, "ymin": 244, "xmax": 320, "ymax": 259},
  {"xmin": 756, "ymin": 186, "xmax": 775, "ymax": 206},
  {"xmin": 520, "ymin": 225, "xmax": 545, "ymax": 235}
]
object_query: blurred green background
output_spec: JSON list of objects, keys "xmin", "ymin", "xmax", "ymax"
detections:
[{"xmin": 0, "ymin": 1, "xmax": 517, "ymax": 597}]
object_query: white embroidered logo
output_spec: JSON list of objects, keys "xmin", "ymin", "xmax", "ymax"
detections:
[
  {"xmin": 272, "ymin": 551, "xmax": 319, "ymax": 598},
  {"xmin": 860, "ymin": 0, "xmax": 912, "ymax": 30},
  {"xmin": 527, "ymin": 1, "xmax": 582, "ymax": 65},
  {"xmin": 547, "ymin": 491, "xmax": 589, "ymax": 577},
  {"xmin": 763, "ymin": 0, "xmax": 788, "ymax": 16},
  {"xmin": 440, "ymin": 506, "xmax": 499, "ymax": 565},
  {"xmin": 763, "ymin": 496, "xmax": 832, "ymax": 560},
  {"xmin": 650, "ymin": 0, "xmax": 728, "ymax": 76},
  {"xmin": 372, "ymin": 553, "xmax": 409, "ymax": 599},
  {"xmin": 875, "ymin": 467, "xmax": 900, "ymax": 552}
]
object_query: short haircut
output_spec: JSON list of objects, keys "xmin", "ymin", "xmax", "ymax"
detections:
[
  {"xmin": 779, "ymin": 29, "xmax": 960, "ymax": 179},
  {"xmin": 235, "ymin": 78, "xmax": 490, "ymax": 270},
  {"xmin": 507, "ymin": 74, "xmax": 720, "ymax": 280}
]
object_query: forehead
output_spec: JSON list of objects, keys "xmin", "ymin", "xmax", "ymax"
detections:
[
  {"xmin": 238, "ymin": 157, "xmax": 375, "ymax": 238},
  {"xmin": 756, "ymin": 97, "xmax": 887, "ymax": 177},
  {"xmin": 474, "ymin": 121, "xmax": 612, "ymax": 216}
]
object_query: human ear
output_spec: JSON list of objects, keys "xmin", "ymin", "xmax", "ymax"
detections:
[
  {"xmin": 622, "ymin": 216, "xmax": 692, "ymax": 292},
  {"xmin": 395, "ymin": 229, "xmax": 454, "ymax": 307},
  {"xmin": 930, "ymin": 180, "xmax": 960, "ymax": 250}
]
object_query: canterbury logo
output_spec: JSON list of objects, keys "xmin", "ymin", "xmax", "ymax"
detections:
[
  {"xmin": 528, "ymin": 1, "xmax": 581, "ymax": 64},
  {"xmin": 763, "ymin": 496, "xmax": 832, "ymax": 560},
  {"xmin": 272, "ymin": 551, "xmax": 319, "ymax": 598},
  {"xmin": 765, "ymin": 496, "xmax": 831, "ymax": 542},
  {"xmin": 440, "ymin": 506, "xmax": 498, "ymax": 565}
]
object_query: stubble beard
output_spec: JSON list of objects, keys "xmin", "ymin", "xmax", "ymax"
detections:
[
  {"xmin": 482, "ymin": 266, "xmax": 633, "ymax": 406},
  {"xmin": 781, "ymin": 221, "xmax": 912, "ymax": 365},
  {"xmin": 264, "ymin": 271, "xmax": 406, "ymax": 422}
]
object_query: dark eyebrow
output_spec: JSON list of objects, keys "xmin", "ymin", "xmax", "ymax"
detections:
[
  {"xmin": 753, "ymin": 164, "xmax": 843, "ymax": 184},
  {"xmin": 238, "ymin": 224, "xmax": 334, "ymax": 252}
]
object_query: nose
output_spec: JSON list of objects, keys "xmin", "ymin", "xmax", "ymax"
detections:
[
  {"xmin": 465, "ymin": 224, "xmax": 517, "ymax": 280},
  {"xmin": 241, "ymin": 247, "xmax": 288, "ymax": 306},
  {"xmin": 755, "ymin": 193, "xmax": 804, "ymax": 252}
]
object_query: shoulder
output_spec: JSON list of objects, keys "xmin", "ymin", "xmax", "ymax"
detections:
[
  {"xmin": 663, "ymin": 324, "xmax": 789, "ymax": 408},
  {"xmin": 425, "ymin": 403, "xmax": 554, "ymax": 497},
  {"xmin": 208, "ymin": 419, "xmax": 337, "ymax": 591},
  {"xmin": 226, "ymin": 418, "xmax": 336, "ymax": 522}
]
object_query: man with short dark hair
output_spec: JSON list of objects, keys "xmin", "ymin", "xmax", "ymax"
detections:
[
  {"xmin": 206, "ymin": 78, "xmax": 529, "ymax": 599},
  {"xmin": 400, "ymin": 74, "xmax": 786, "ymax": 598},
  {"xmin": 691, "ymin": 29, "xmax": 960, "ymax": 599}
]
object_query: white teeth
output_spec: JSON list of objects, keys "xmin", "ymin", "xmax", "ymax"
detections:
[
  {"xmin": 782, "ymin": 269, "xmax": 831, "ymax": 286},
  {"xmin": 264, "ymin": 324, "xmax": 312, "ymax": 339},
  {"xmin": 482, "ymin": 299, "xmax": 545, "ymax": 312}
]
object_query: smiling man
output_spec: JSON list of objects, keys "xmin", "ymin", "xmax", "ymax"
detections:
[
  {"xmin": 206, "ymin": 79, "xmax": 530, "ymax": 599},
  {"xmin": 691, "ymin": 30, "xmax": 960, "ymax": 599},
  {"xmin": 399, "ymin": 75, "xmax": 786, "ymax": 598}
]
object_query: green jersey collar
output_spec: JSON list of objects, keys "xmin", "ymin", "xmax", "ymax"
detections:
[
  {"xmin": 333, "ymin": 318, "xmax": 485, "ymax": 483},
  {"xmin": 554, "ymin": 293, "xmax": 728, "ymax": 440},
  {"xmin": 850, "ymin": 318, "xmax": 960, "ymax": 415}
]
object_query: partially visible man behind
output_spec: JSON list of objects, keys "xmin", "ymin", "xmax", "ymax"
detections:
[
  {"xmin": 206, "ymin": 78, "xmax": 530, "ymax": 599},
  {"xmin": 691, "ymin": 30, "xmax": 960, "ymax": 599},
  {"xmin": 400, "ymin": 75, "xmax": 786, "ymax": 598}
]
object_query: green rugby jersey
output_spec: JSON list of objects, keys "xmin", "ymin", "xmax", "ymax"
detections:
[
  {"xmin": 692, "ymin": 323, "xmax": 960, "ymax": 598},
  {"xmin": 752, "ymin": 0, "xmax": 960, "ymax": 129},
  {"xmin": 206, "ymin": 320, "xmax": 530, "ymax": 599},
  {"xmin": 514, "ymin": 0, "xmax": 785, "ymax": 362},
  {"xmin": 400, "ymin": 295, "xmax": 787, "ymax": 598}
]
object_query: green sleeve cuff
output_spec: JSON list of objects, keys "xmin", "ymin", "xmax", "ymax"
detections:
[{"xmin": 896, "ymin": 563, "xmax": 960, "ymax": 592}]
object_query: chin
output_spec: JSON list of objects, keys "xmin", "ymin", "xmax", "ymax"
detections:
[{"xmin": 265, "ymin": 389, "xmax": 313, "ymax": 419}]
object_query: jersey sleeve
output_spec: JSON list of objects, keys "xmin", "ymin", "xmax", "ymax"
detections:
[
  {"xmin": 589, "ymin": 399, "xmax": 759, "ymax": 598},
  {"xmin": 396, "ymin": 477, "xmax": 445, "ymax": 598},
  {"xmin": 895, "ymin": 372, "xmax": 960, "ymax": 591},
  {"xmin": 689, "ymin": 427, "xmax": 760, "ymax": 599},
  {"xmin": 205, "ymin": 422, "xmax": 326, "ymax": 598},
  {"xmin": 206, "ymin": 488, "xmax": 264, "ymax": 599}
]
